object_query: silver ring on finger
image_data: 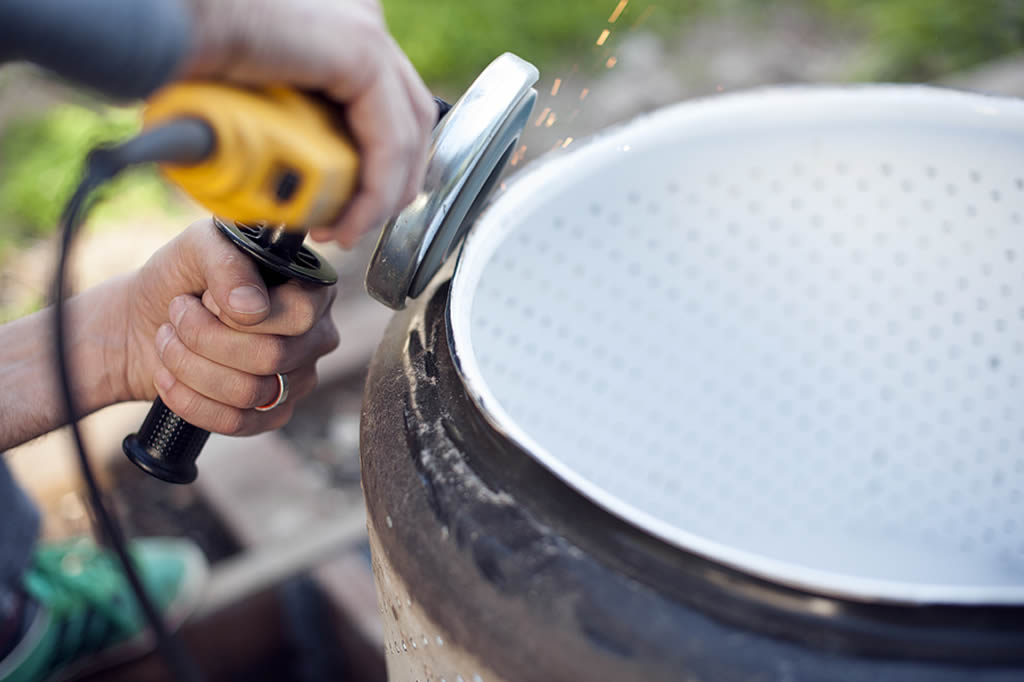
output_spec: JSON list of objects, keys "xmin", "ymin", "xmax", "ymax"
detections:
[{"xmin": 254, "ymin": 373, "xmax": 289, "ymax": 412}]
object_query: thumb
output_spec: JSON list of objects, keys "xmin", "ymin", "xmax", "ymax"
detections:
[{"xmin": 189, "ymin": 223, "xmax": 271, "ymax": 326}]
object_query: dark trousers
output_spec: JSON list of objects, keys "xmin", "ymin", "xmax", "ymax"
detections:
[{"xmin": 0, "ymin": 458, "xmax": 40, "ymax": 589}]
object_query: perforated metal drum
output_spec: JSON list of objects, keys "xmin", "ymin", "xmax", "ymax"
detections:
[{"xmin": 361, "ymin": 86, "xmax": 1024, "ymax": 682}]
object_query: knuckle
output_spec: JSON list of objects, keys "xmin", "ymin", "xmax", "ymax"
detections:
[
  {"xmin": 185, "ymin": 217, "xmax": 216, "ymax": 241},
  {"xmin": 171, "ymin": 387, "xmax": 205, "ymax": 424},
  {"xmin": 323, "ymin": 322, "xmax": 341, "ymax": 354},
  {"xmin": 378, "ymin": 133, "xmax": 412, "ymax": 163},
  {"xmin": 290, "ymin": 297, "xmax": 318, "ymax": 335},
  {"xmin": 162, "ymin": 336, "xmax": 190, "ymax": 376},
  {"xmin": 230, "ymin": 375, "xmax": 265, "ymax": 409},
  {"xmin": 396, "ymin": 129, "xmax": 418, "ymax": 156},
  {"xmin": 417, "ymin": 100, "xmax": 435, "ymax": 130},
  {"xmin": 257, "ymin": 336, "xmax": 289, "ymax": 374},
  {"xmin": 216, "ymin": 408, "xmax": 247, "ymax": 437}
]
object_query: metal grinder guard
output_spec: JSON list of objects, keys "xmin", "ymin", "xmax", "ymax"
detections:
[{"xmin": 122, "ymin": 53, "xmax": 539, "ymax": 483}]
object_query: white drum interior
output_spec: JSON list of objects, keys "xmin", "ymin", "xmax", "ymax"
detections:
[{"xmin": 447, "ymin": 87, "xmax": 1024, "ymax": 603}]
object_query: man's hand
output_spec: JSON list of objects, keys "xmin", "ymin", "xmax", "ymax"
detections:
[
  {"xmin": 0, "ymin": 220, "xmax": 338, "ymax": 451},
  {"xmin": 181, "ymin": 0, "xmax": 435, "ymax": 249},
  {"xmin": 119, "ymin": 219, "xmax": 339, "ymax": 435}
]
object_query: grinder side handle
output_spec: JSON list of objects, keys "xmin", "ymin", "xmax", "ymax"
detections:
[{"xmin": 122, "ymin": 230, "xmax": 300, "ymax": 484}]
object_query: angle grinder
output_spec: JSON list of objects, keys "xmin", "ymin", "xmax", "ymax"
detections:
[{"xmin": 121, "ymin": 53, "xmax": 539, "ymax": 483}]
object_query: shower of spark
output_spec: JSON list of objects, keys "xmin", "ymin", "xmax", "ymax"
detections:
[{"xmin": 516, "ymin": 2, "xmax": 656, "ymax": 166}]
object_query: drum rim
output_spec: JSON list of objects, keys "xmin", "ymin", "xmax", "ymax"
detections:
[{"xmin": 447, "ymin": 84, "xmax": 1024, "ymax": 605}]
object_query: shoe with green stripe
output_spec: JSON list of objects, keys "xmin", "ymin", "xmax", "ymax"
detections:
[{"xmin": 0, "ymin": 537, "xmax": 207, "ymax": 682}]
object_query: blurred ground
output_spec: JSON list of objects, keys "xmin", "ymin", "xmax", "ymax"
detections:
[{"xmin": 1, "ymin": 1, "xmax": 1023, "ymax": 679}]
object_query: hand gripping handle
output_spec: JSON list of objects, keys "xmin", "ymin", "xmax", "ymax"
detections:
[{"xmin": 122, "ymin": 221, "xmax": 336, "ymax": 483}]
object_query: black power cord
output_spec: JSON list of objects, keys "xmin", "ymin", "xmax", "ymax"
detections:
[{"xmin": 52, "ymin": 122, "xmax": 215, "ymax": 682}]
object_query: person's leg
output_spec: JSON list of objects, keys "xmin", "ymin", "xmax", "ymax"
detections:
[
  {"xmin": 0, "ymin": 459, "xmax": 40, "ymax": 660},
  {"xmin": 0, "ymin": 459, "xmax": 41, "ymax": 590},
  {"xmin": 0, "ymin": 457, "xmax": 209, "ymax": 682}
]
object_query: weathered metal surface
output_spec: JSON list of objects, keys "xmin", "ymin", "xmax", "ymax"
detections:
[{"xmin": 360, "ymin": 278, "xmax": 1024, "ymax": 682}]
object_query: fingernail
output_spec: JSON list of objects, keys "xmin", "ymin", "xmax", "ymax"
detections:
[
  {"xmin": 169, "ymin": 296, "xmax": 188, "ymax": 327},
  {"xmin": 154, "ymin": 368, "xmax": 175, "ymax": 393},
  {"xmin": 155, "ymin": 323, "xmax": 174, "ymax": 357},
  {"xmin": 228, "ymin": 285, "xmax": 269, "ymax": 314}
]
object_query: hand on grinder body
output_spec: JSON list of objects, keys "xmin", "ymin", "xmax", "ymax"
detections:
[
  {"xmin": 124, "ymin": 219, "xmax": 339, "ymax": 435},
  {"xmin": 180, "ymin": 0, "xmax": 436, "ymax": 248}
]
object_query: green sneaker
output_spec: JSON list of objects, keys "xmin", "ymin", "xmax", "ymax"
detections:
[{"xmin": 0, "ymin": 537, "xmax": 208, "ymax": 682}]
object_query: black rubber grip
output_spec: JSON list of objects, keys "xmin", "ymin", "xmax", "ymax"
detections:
[
  {"xmin": 123, "ymin": 398, "xmax": 210, "ymax": 484},
  {"xmin": 122, "ymin": 225, "xmax": 317, "ymax": 485}
]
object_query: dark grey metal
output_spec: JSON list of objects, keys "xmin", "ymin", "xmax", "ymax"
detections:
[
  {"xmin": 214, "ymin": 218, "xmax": 337, "ymax": 287},
  {"xmin": 364, "ymin": 53, "xmax": 539, "ymax": 310}
]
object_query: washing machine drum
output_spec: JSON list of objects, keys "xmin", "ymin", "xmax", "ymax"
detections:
[{"xmin": 361, "ymin": 86, "xmax": 1024, "ymax": 682}]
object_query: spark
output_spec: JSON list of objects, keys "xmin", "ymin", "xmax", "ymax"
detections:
[
  {"xmin": 545, "ymin": 112, "xmax": 557, "ymax": 128},
  {"xmin": 596, "ymin": 29, "xmax": 611, "ymax": 46},
  {"xmin": 509, "ymin": 144, "xmax": 528, "ymax": 166},
  {"xmin": 579, "ymin": 88, "xmax": 590, "ymax": 101},
  {"xmin": 606, "ymin": 56, "xmax": 618, "ymax": 69},
  {"xmin": 551, "ymin": 78, "xmax": 562, "ymax": 96},
  {"xmin": 534, "ymin": 107, "xmax": 552, "ymax": 127},
  {"xmin": 551, "ymin": 138, "xmax": 565, "ymax": 151},
  {"xmin": 609, "ymin": 0, "xmax": 629, "ymax": 23},
  {"xmin": 562, "ymin": 137, "xmax": 574, "ymax": 148}
]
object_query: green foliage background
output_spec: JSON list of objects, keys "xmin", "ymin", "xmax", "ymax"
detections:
[
  {"xmin": 0, "ymin": 0, "xmax": 1022, "ymax": 257},
  {"xmin": 806, "ymin": 0, "xmax": 1024, "ymax": 80},
  {"xmin": 381, "ymin": 0, "xmax": 694, "ymax": 93},
  {"xmin": 0, "ymin": 104, "xmax": 176, "ymax": 258}
]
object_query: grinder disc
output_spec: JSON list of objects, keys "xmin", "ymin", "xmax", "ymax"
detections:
[{"xmin": 365, "ymin": 53, "xmax": 538, "ymax": 310}]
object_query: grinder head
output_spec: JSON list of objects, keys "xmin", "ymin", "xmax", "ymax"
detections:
[{"xmin": 365, "ymin": 53, "xmax": 539, "ymax": 309}]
